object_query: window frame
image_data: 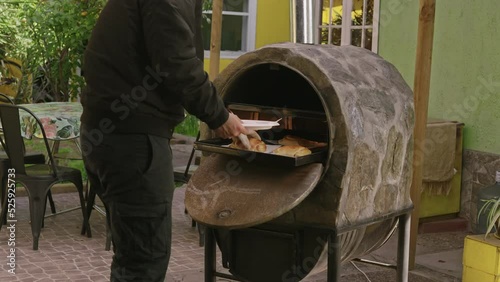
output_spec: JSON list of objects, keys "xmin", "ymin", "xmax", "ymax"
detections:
[
  {"xmin": 203, "ymin": 0, "xmax": 258, "ymax": 59},
  {"xmin": 319, "ymin": 0, "xmax": 380, "ymax": 52}
]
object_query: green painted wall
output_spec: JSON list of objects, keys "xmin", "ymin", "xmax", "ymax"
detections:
[
  {"xmin": 378, "ymin": 0, "xmax": 419, "ymax": 88},
  {"xmin": 431, "ymin": 0, "xmax": 500, "ymax": 154},
  {"xmin": 379, "ymin": 0, "xmax": 500, "ymax": 154}
]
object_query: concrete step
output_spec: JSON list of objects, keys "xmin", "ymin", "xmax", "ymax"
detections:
[{"xmin": 419, "ymin": 217, "xmax": 469, "ymax": 234}]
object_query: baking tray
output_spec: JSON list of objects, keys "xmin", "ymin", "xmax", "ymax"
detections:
[{"xmin": 194, "ymin": 138, "xmax": 327, "ymax": 167}]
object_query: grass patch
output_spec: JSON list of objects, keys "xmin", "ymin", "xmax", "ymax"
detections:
[
  {"xmin": 175, "ymin": 182, "xmax": 186, "ymax": 188},
  {"xmin": 23, "ymin": 138, "xmax": 87, "ymax": 181}
]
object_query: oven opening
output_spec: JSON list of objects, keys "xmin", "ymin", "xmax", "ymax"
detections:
[
  {"xmin": 224, "ymin": 63, "xmax": 324, "ymax": 112},
  {"xmin": 222, "ymin": 63, "xmax": 330, "ymax": 149}
]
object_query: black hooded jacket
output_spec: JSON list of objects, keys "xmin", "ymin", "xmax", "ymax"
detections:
[{"xmin": 80, "ymin": 0, "xmax": 228, "ymax": 138}]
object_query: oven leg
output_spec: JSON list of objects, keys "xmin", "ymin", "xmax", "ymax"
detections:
[
  {"xmin": 204, "ymin": 227, "xmax": 216, "ymax": 282},
  {"xmin": 396, "ymin": 213, "xmax": 411, "ymax": 282},
  {"xmin": 327, "ymin": 231, "xmax": 340, "ymax": 282}
]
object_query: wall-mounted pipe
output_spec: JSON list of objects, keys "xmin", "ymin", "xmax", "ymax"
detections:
[{"xmin": 290, "ymin": 0, "xmax": 322, "ymax": 44}]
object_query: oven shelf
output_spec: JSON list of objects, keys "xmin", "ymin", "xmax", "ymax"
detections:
[
  {"xmin": 194, "ymin": 138, "xmax": 327, "ymax": 167},
  {"xmin": 227, "ymin": 103, "xmax": 326, "ymax": 120}
]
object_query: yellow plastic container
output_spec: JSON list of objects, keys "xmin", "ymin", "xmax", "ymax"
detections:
[
  {"xmin": 463, "ymin": 234, "xmax": 500, "ymax": 282},
  {"xmin": 0, "ymin": 58, "xmax": 23, "ymax": 99}
]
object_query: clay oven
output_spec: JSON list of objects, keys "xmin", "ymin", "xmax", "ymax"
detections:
[{"xmin": 186, "ymin": 43, "xmax": 414, "ymax": 282}]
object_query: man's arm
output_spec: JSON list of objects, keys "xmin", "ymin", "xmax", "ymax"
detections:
[
  {"xmin": 140, "ymin": 0, "xmax": 256, "ymax": 143},
  {"xmin": 140, "ymin": 0, "xmax": 227, "ymax": 129}
]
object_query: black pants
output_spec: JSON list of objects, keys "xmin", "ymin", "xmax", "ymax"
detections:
[{"xmin": 81, "ymin": 127, "xmax": 174, "ymax": 282}]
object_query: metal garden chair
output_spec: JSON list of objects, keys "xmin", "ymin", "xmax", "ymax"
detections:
[
  {"xmin": 0, "ymin": 93, "xmax": 48, "ymax": 226},
  {"xmin": 0, "ymin": 104, "xmax": 89, "ymax": 250}
]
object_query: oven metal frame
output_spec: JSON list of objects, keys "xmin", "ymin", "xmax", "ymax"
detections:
[{"xmin": 202, "ymin": 208, "xmax": 412, "ymax": 282}]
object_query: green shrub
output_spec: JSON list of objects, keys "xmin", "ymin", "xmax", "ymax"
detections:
[
  {"xmin": 23, "ymin": 138, "xmax": 87, "ymax": 181},
  {"xmin": 174, "ymin": 114, "xmax": 200, "ymax": 137},
  {"xmin": 0, "ymin": 0, "xmax": 106, "ymax": 102}
]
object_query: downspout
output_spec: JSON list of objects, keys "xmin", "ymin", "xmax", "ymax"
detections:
[{"xmin": 290, "ymin": 0, "xmax": 322, "ymax": 44}]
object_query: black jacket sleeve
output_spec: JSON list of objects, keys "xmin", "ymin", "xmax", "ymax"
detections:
[{"xmin": 140, "ymin": 0, "xmax": 228, "ymax": 129}]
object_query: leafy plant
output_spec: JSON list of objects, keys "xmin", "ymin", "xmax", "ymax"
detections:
[
  {"xmin": 0, "ymin": 2, "xmax": 29, "ymax": 96},
  {"xmin": 0, "ymin": 2, "xmax": 27, "ymax": 59},
  {"xmin": 23, "ymin": 138, "xmax": 87, "ymax": 181},
  {"xmin": 174, "ymin": 114, "xmax": 200, "ymax": 137},
  {"xmin": 478, "ymin": 197, "xmax": 500, "ymax": 238},
  {"xmin": 21, "ymin": 0, "xmax": 106, "ymax": 102},
  {"xmin": 0, "ymin": 0, "xmax": 106, "ymax": 102}
]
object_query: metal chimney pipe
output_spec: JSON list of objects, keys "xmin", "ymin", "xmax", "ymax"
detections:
[{"xmin": 290, "ymin": 0, "xmax": 322, "ymax": 44}]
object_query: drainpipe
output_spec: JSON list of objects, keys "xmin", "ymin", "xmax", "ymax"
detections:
[{"xmin": 290, "ymin": 0, "xmax": 322, "ymax": 44}]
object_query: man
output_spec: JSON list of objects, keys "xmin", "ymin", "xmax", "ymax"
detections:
[{"xmin": 80, "ymin": 0, "xmax": 251, "ymax": 281}]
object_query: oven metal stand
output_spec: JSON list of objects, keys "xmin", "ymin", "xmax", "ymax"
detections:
[
  {"xmin": 204, "ymin": 227, "xmax": 243, "ymax": 282},
  {"xmin": 396, "ymin": 212, "xmax": 411, "ymax": 282},
  {"xmin": 203, "ymin": 212, "xmax": 411, "ymax": 282},
  {"xmin": 177, "ymin": 132, "xmax": 205, "ymax": 245},
  {"xmin": 353, "ymin": 212, "xmax": 411, "ymax": 282},
  {"xmin": 327, "ymin": 230, "xmax": 341, "ymax": 282},
  {"xmin": 204, "ymin": 227, "xmax": 216, "ymax": 282}
]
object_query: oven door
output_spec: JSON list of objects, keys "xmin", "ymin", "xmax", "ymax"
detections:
[{"xmin": 185, "ymin": 154, "xmax": 323, "ymax": 228}]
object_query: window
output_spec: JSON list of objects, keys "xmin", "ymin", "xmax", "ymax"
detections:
[
  {"xmin": 319, "ymin": 0, "xmax": 380, "ymax": 52},
  {"xmin": 202, "ymin": 0, "xmax": 257, "ymax": 59}
]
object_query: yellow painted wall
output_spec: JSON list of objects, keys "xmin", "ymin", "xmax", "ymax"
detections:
[
  {"xmin": 204, "ymin": 0, "xmax": 291, "ymax": 74},
  {"xmin": 322, "ymin": 0, "xmax": 364, "ymax": 24},
  {"xmin": 255, "ymin": 0, "xmax": 291, "ymax": 48}
]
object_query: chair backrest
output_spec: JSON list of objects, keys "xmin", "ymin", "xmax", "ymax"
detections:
[
  {"xmin": 0, "ymin": 104, "xmax": 56, "ymax": 175},
  {"xmin": 0, "ymin": 93, "xmax": 14, "ymax": 131},
  {"xmin": 0, "ymin": 92, "xmax": 14, "ymax": 150},
  {"xmin": 0, "ymin": 92, "xmax": 15, "ymax": 105}
]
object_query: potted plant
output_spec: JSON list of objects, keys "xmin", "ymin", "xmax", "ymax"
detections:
[
  {"xmin": 0, "ymin": 1, "xmax": 27, "ymax": 99},
  {"xmin": 478, "ymin": 197, "xmax": 500, "ymax": 239}
]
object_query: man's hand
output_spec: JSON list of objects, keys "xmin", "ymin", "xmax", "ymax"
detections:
[
  {"xmin": 213, "ymin": 112, "xmax": 248, "ymax": 139},
  {"xmin": 213, "ymin": 113, "xmax": 261, "ymax": 149}
]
